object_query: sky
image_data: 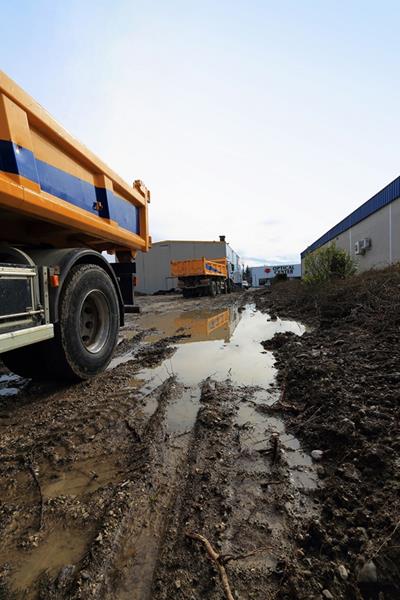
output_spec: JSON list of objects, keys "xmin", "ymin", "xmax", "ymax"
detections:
[{"xmin": 2, "ymin": 1, "xmax": 400, "ymax": 266}]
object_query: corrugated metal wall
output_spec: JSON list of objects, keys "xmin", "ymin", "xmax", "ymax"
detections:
[{"xmin": 302, "ymin": 176, "xmax": 400, "ymax": 258}]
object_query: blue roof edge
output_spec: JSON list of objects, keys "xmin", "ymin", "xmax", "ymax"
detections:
[{"xmin": 301, "ymin": 175, "xmax": 400, "ymax": 259}]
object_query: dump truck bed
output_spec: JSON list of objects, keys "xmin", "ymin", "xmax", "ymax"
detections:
[
  {"xmin": 0, "ymin": 71, "xmax": 150, "ymax": 253},
  {"xmin": 171, "ymin": 258, "xmax": 227, "ymax": 278}
]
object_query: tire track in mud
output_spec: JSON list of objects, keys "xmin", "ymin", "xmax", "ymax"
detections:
[
  {"xmin": 63, "ymin": 377, "xmax": 187, "ymax": 599},
  {"xmin": 149, "ymin": 381, "xmax": 318, "ymax": 600},
  {"xmin": 0, "ymin": 335, "xmax": 184, "ymax": 600},
  {"xmin": 34, "ymin": 376, "xmax": 317, "ymax": 600}
]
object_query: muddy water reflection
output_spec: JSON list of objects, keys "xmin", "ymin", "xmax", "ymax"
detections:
[
  {"xmin": 128, "ymin": 303, "xmax": 316, "ymax": 491},
  {"xmin": 139, "ymin": 307, "xmax": 240, "ymax": 343},
  {"xmin": 130, "ymin": 304, "xmax": 304, "ymax": 388},
  {"xmin": 127, "ymin": 307, "xmax": 295, "ymax": 436}
]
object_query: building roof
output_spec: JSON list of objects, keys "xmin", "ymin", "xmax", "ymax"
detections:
[{"xmin": 301, "ymin": 175, "xmax": 400, "ymax": 258}]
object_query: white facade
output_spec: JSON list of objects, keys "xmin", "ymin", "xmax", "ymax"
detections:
[
  {"xmin": 136, "ymin": 239, "xmax": 242, "ymax": 294},
  {"xmin": 251, "ymin": 264, "xmax": 301, "ymax": 287}
]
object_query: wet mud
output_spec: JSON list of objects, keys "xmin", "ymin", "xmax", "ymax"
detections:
[{"xmin": 0, "ymin": 293, "xmax": 319, "ymax": 599}]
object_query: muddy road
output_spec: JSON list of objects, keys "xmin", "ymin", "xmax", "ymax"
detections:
[{"xmin": 0, "ymin": 292, "xmax": 319, "ymax": 599}]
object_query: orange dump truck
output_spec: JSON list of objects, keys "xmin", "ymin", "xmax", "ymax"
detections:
[
  {"xmin": 170, "ymin": 258, "xmax": 232, "ymax": 297},
  {"xmin": 0, "ymin": 72, "xmax": 150, "ymax": 380}
]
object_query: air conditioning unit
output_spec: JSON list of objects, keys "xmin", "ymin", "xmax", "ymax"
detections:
[
  {"xmin": 355, "ymin": 238, "xmax": 371, "ymax": 255},
  {"xmin": 362, "ymin": 237, "xmax": 371, "ymax": 250}
]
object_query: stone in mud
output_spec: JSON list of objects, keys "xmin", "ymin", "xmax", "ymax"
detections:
[
  {"xmin": 57, "ymin": 565, "xmax": 75, "ymax": 587},
  {"xmin": 357, "ymin": 560, "xmax": 377, "ymax": 583},
  {"xmin": 337, "ymin": 564, "xmax": 348, "ymax": 580},
  {"xmin": 341, "ymin": 463, "xmax": 361, "ymax": 482},
  {"xmin": 311, "ymin": 450, "xmax": 324, "ymax": 461}
]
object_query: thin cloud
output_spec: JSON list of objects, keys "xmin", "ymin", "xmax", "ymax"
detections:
[{"xmin": 262, "ymin": 218, "xmax": 282, "ymax": 227}]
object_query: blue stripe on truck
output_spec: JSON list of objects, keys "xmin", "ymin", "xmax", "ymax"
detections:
[
  {"xmin": 0, "ymin": 140, "xmax": 39, "ymax": 183},
  {"xmin": 36, "ymin": 159, "xmax": 99, "ymax": 215},
  {"xmin": 205, "ymin": 264, "xmax": 218, "ymax": 273},
  {"xmin": 0, "ymin": 139, "xmax": 140, "ymax": 235},
  {"xmin": 95, "ymin": 187, "xmax": 140, "ymax": 235}
]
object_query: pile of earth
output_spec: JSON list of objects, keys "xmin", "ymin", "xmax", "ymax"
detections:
[{"xmin": 254, "ymin": 266, "xmax": 400, "ymax": 599}]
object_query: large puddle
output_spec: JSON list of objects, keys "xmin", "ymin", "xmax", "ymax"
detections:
[
  {"xmin": 114, "ymin": 303, "xmax": 304, "ymax": 386},
  {"xmin": 116, "ymin": 303, "xmax": 317, "ymax": 490}
]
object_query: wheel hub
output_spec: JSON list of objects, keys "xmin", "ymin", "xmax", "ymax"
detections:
[{"xmin": 79, "ymin": 290, "xmax": 110, "ymax": 354}]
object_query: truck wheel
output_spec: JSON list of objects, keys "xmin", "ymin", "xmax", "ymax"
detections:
[
  {"xmin": 182, "ymin": 289, "xmax": 191, "ymax": 298},
  {"xmin": 52, "ymin": 264, "xmax": 120, "ymax": 380},
  {"xmin": 209, "ymin": 280, "xmax": 217, "ymax": 297},
  {"xmin": 2, "ymin": 265, "xmax": 119, "ymax": 381}
]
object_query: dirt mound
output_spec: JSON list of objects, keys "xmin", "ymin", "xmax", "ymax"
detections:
[
  {"xmin": 255, "ymin": 267, "xmax": 400, "ymax": 599},
  {"xmin": 256, "ymin": 264, "xmax": 400, "ymax": 330}
]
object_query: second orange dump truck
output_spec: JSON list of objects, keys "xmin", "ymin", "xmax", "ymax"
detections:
[
  {"xmin": 170, "ymin": 258, "xmax": 233, "ymax": 297},
  {"xmin": 0, "ymin": 71, "xmax": 150, "ymax": 380}
]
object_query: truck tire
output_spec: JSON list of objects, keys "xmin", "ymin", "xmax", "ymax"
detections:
[
  {"xmin": 52, "ymin": 264, "xmax": 120, "ymax": 380},
  {"xmin": 209, "ymin": 280, "xmax": 217, "ymax": 297},
  {"xmin": 2, "ymin": 264, "xmax": 120, "ymax": 381}
]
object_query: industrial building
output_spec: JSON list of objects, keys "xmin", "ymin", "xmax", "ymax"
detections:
[
  {"xmin": 301, "ymin": 176, "xmax": 400, "ymax": 272},
  {"xmin": 251, "ymin": 264, "xmax": 301, "ymax": 287},
  {"xmin": 135, "ymin": 236, "xmax": 242, "ymax": 294}
]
